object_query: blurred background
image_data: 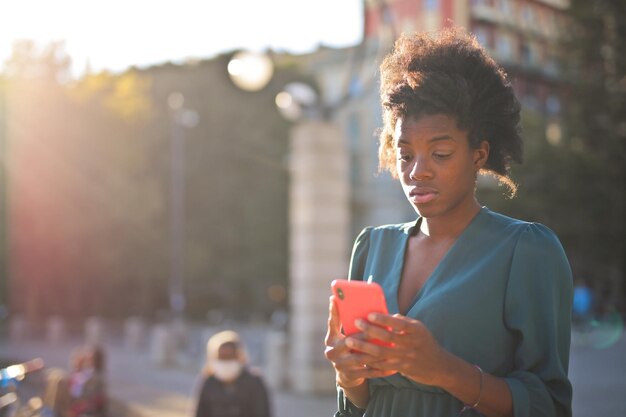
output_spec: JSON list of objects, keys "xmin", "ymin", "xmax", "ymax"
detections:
[{"xmin": 0, "ymin": 0, "xmax": 624, "ymax": 416}]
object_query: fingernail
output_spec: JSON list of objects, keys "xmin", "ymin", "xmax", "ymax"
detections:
[
  {"xmin": 355, "ymin": 319, "xmax": 365, "ymax": 328},
  {"xmin": 368, "ymin": 313, "xmax": 378, "ymax": 321},
  {"xmin": 345, "ymin": 338, "xmax": 355, "ymax": 348}
]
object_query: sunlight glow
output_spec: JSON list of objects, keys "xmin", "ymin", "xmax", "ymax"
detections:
[{"xmin": 0, "ymin": 0, "xmax": 363, "ymax": 75}]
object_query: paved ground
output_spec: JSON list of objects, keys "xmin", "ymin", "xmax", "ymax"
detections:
[
  {"xmin": 1, "ymin": 324, "xmax": 337, "ymax": 417},
  {"xmin": 2, "ymin": 323, "xmax": 625, "ymax": 417}
]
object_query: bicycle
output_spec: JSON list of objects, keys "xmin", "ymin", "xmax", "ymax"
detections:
[{"xmin": 0, "ymin": 358, "xmax": 45, "ymax": 417}]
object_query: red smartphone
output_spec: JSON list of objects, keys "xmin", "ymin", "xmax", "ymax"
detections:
[{"xmin": 331, "ymin": 279, "xmax": 391, "ymax": 347}]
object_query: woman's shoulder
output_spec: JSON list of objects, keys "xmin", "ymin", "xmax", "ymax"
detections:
[
  {"xmin": 359, "ymin": 220, "xmax": 417, "ymax": 238},
  {"xmin": 482, "ymin": 208, "xmax": 566, "ymax": 255}
]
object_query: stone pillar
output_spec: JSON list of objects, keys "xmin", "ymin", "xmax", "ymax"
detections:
[
  {"xmin": 288, "ymin": 121, "xmax": 350, "ymax": 393},
  {"xmin": 264, "ymin": 329, "xmax": 288, "ymax": 390}
]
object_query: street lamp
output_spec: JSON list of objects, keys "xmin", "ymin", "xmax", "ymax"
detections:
[
  {"xmin": 167, "ymin": 92, "xmax": 198, "ymax": 318},
  {"xmin": 227, "ymin": 51, "xmax": 274, "ymax": 92},
  {"xmin": 275, "ymin": 82, "xmax": 319, "ymax": 121}
]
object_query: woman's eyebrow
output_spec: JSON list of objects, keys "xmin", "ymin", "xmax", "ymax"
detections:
[
  {"xmin": 395, "ymin": 134, "xmax": 456, "ymax": 146},
  {"xmin": 429, "ymin": 134, "xmax": 455, "ymax": 143}
]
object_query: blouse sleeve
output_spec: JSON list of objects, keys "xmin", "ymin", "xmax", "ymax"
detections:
[
  {"xmin": 336, "ymin": 227, "xmax": 373, "ymax": 417},
  {"xmin": 348, "ymin": 227, "xmax": 372, "ymax": 282},
  {"xmin": 503, "ymin": 223, "xmax": 573, "ymax": 417}
]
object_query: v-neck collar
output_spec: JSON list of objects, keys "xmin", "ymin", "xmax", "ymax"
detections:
[{"xmin": 390, "ymin": 206, "xmax": 488, "ymax": 315}]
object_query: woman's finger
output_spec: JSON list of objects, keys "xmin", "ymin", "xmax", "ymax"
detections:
[
  {"xmin": 366, "ymin": 313, "xmax": 423, "ymax": 334},
  {"xmin": 325, "ymin": 296, "xmax": 342, "ymax": 345},
  {"xmin": 344, "ymin": 336, "xmax": 389, "ymax": 358},
  {"xmin": 354, "ymin": 319, "xmax": 396, "ymax": 345}
]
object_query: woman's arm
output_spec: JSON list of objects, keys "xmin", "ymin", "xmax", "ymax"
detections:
[
  {"xmin": 346, "ymin": 314, "xmax": 513, "ymax": 417},
  {"xmin": 436, "ymin": 350, "xmax": 513, "ymax": 417}
]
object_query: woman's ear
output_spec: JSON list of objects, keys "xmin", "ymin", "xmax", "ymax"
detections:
[{"xmin": 474, "ymin": 140, "xmax": 490, "ymax": 170}]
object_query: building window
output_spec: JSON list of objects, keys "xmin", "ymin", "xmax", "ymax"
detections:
[
  {"xmin": 500, "ymin": 0, "xmax": 513, "ymax": 15},
  {"xmin": 424, "ymin": 0, "xmax": 439, "ymax": 11},
  {"xmin": 546, "ymin": 94, "xmax": 561, "ymax": 116},
  {"xmin": 473, "ymin": 27, "xmax": 491, "ymax": 49},
  {"xmin": 522, "ymin": 5, "xmax": 535, "ymax": 27},
  {"xmin": 496, "ymin": 35, "xmax": 514, "ymax": 61}
]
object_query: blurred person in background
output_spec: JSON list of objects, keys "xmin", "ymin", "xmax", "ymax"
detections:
[
  {"xmin": 42, "ymin": 345, "xmax": 106, "ymax": 417},
  {"xmin": 68, "ymin": 345, "xmax": 107, "ymax": 417},
  {"xmin": 325, "ymin": 28, "xmax": 573, "ymax": 417},
  {"xmin": 194, "ymin": 330, "xmax": 271, "ymax": 417},
  {"xmin": 42, "ymin": 346, "xmax": 89, "ymax": 417},
  {"xmin": 572, "ymin": 278, "xmax": 593, "ymax": 326}
]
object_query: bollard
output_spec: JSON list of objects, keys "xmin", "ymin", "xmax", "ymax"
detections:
[
  {"xmin": 150, "ymin": 324, "xmax": 177, "ymax": 367},
  {"xmin": 9, "ymin": 315, "xmax": 29, "ymax": 343},
  {"xmin": 85, "ymin": 316, "xmax": 105, "ymax": 346},
  {"xmin": 46, "ymin": 315, "xmax": 66, "ymax": 345},
  {"xmin": 124, "ymin": 316, "xmax": 145, "ymax": 351}
]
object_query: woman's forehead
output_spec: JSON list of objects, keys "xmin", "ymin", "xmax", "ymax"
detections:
[{"xmin": 393, "ymin": 114, "xmax": 461, "ymax": 143}]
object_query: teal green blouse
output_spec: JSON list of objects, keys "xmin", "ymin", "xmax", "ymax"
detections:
[{"xmin": 338, "ymin": 207, "xmax": 573, "ymax": 417}]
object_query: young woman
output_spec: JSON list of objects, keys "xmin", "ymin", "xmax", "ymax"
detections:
[
  {"xmin": 324, "ymin": 28, "xmax": 573, "ymax": 417},
  {"xmin": 195, "ymin": 330, "xmax": 271, "ymax": 417}
]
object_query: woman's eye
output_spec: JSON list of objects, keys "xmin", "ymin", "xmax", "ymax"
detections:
[
  {"xmin": 398, "ymin": 154, "xmax": 412, "ymax": 162},
  {"xmin": 433, "ymin": 152, "xmax": 452, "ymax": 160}
]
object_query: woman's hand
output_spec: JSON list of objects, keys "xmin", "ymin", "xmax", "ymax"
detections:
[
  {"xmin": 324, "ymin": 296, "xmax": 395, "ymax": 389},
  {"xmin": 345, "ymin": 313, "xmax": 452, "ymax": 387}
]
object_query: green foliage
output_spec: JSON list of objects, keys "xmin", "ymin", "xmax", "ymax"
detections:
[
  {"xmin": 2, "ymin": 44, "xmax": 293, "ymax": 323},
  {"xmin": 481, "ymin": 0, "xmax": 625, "ymax": 312}
]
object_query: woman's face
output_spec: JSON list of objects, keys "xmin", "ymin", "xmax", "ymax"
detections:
[
  {"xmin": 217, "ymin": 343, "xmax": 239, "ymax": 361},
  {"xmin": 394, "ymin": 114, "xmax": 488, "ymax": 219}
]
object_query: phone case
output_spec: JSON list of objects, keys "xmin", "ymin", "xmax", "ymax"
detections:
[{"xmin": 331, "ymin": 279, "xmax": 390, "ymax": 346}]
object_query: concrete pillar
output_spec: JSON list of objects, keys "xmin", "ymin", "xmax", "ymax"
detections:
[
  {"xmin": 288, "ymin": 121, "xmax": 350, "ymax": 394},
  {"xmin": 264, "ymin": 330, "xmax": 288, "ymax": 390}
]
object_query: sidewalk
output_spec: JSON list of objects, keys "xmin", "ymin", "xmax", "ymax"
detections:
[
  {"xmin": 2, "ymin": 326, "xmax": 625, "ymax": 417},
  {"xmin": 0, "ymin": 333, "xmax": 337, "ymax": 417}
]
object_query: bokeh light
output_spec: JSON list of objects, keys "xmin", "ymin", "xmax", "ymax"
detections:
[
  {"xmin": 227, "ymin": 51, "xmax": 274, "ymax": 92},
  {"xmin": 572, "ymin": 308, "xmax": 624, "ymax": 350}
]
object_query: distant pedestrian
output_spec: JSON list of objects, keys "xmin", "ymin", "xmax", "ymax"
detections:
[
  {"xmin": 41, "ymin": 345, "xmax": 107, "ymax": 417},
  {"xmin": 68, "ymin": 345, "xmax": 107, "ymax": 417},
  {"xmin": 195, "ymin": 330, "xmax": 271, "ymax": 417},
  {"xmin": 572, "ymin": 279, "xmax": 594, "ymax": 325}
]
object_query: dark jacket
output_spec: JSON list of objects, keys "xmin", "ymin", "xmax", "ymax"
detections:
[{"xmin": 195, "ymin": 369, "xmax": 271, "ymax": 417}]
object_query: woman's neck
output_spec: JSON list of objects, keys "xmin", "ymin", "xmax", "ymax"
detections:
[{"xmin": 419, "ymin": 199, "xmax": 482, "ymax": 241}]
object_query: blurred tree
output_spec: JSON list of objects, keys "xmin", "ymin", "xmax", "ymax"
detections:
[
  {"xmin": 480, "ymin": 0, "xmax": 625, "ymax": 314},
  {"xmin": 3, "ymin": 42, "xmax": 296, "ymax": 323},
  {"xmin": 139, "ymin": 54, "xmax": 294, "ymax": 320},
  {"xmin": 563, "ymin": 0, "xmax": 625, "ymax": 312},
  {"xmin": 3, "ymin": 41, "xmax": 165, "ymax": 322},
  {"xmin": 3, "ymin": 40, "xmax": 76, "ymax": 323},
  {"xmin": 0, "ymin": 75, "xmax": 7, "ymax": 320}
]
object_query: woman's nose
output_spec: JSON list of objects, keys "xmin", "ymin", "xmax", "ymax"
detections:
[{"xmin": 409, "ymin": 157, "xmax": 432, "ymax": 181}]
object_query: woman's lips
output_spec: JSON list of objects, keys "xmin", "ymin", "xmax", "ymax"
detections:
[{"xmin": 409, "ymin": 188, "xmax": 438, "ymax": 204}]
